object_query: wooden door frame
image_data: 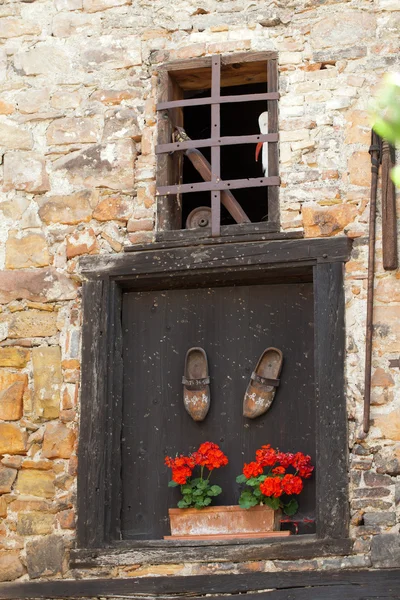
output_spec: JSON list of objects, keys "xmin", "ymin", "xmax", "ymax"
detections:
[{"xmin": 75, "ymin": 235, "xmax": 352, "ymax": 563}]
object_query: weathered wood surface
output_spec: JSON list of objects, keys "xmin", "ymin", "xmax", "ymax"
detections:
[
  {"xmin": 154, "ymin": 222, "xmax": 287, "ymax": 243},
  {"xmin": 313, "ymin": 262, "xmax": 348, "ymax": 539},
  {"xmin": 121, "ymin": 282, "xmax": 315, "ymax": 539},
  {"xmin": 77, "ymin": 279, "xmax": 110, "ymax": 548},
  {"xmin": 267, "ymin": 58, "xmax": 279, "ymax": 226},
  {"xmin": 1, "ymin": 569, "xmax": 400, "ymax": 599},
  {"xmin": 71, "ymin": 537, "xmax": 352, "ymax": 567},
  {"xmin": 80, "ymin": 237, "xmax": 353, "ymax": 278}
]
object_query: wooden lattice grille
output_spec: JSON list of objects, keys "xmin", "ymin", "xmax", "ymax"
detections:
[{"xmin": 155, "ymin": 53, "xmax": 280, "ymax": 236}]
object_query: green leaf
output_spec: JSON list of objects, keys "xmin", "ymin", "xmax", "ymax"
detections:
[
  {"xmin": 191, "ymin": 478, "xmax": 201, "ymax": 486},
  {"xmin": 193, "ymin": 488, "xmax": 204, "ymax": 496},
  {"xmin": 392, "ymin": 165, "xmax": 400, "ymax": 188},
  {"xmin": 247, "ymin": 477, "xmax": 259, "ymax": 486},
  {"xmin": 238, "ymin": 491, "xmax": 258, "ymax": 509},
  {"xmin": 181, "ymin": 485, "xmax": 192, "ymax": 495},
  {"xmin": 177, "ymin": 499, "xmax": 191, "ymax": 508},
  {"xmin": 203, "ymin": 497, "xmax": 212, "ymax": 506},
  {"xmin": 207, "ymin": 485, "xmax": 222, "ymax": 497},
  {"xmin": 236, "ymin": 474, "xmax": 247, "ymax": 484},
  {"xmin": 197, "ymin": 480, "xmax": 208, "ymax": 490},
  {"xmin": 168, "ymin": 480, "xmax": 178, "ymax": 487},
  {"xmin": 283, "ymin": 498, "xmax": 299, "ymax": 516},
  {"xmin": 253, "ymin": 489, "xmax": 262, "ymax": 498},
  {"xmin": 263, "ymin": 497, "xmax": 280, "ymax": 511}
]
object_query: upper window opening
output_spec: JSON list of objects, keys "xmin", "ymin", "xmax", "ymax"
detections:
[{"xmin": 155, "ymin": 53, "xmax": 280, "ymax": 237}]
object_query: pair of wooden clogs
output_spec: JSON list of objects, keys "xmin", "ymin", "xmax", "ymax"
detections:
[{"xmin": 182, "ymin": 347, "xmax": 283, "ymax": 421}]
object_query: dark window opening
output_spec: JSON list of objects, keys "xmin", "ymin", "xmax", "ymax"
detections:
[
  {"xmin": 155, "ymin": 53, "xmax": 280, "ymax": 238},
  {"xmin": 182, "ymin": 83, "xmax": 269, "ymax": 226}
]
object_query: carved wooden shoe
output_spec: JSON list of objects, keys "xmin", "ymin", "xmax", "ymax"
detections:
[
  {"xmin": 183, "ymin": 347, "xmax": 210, "ymax": 422},
  {"xmin": 243, "ymin": 348, "xmax": 283, "ymax": 419}
]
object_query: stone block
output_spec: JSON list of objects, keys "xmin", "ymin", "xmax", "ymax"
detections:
[
  {"xmin": 57, "ymin": 508, "xmax": 75, "ymax": 529},
  {"xmin": 15, "ymin": 470, "xmax": 55, "ymax": 498},
  {"xmin": 374, "ymin": 411, "xmax": 400, "ymax": 441},
  {"xmin": 364, "ymin": 472, "xmax": 393, "ymax": 487},
  {"xmin": 345, "ymin": 110, "xmax": 370, "ymax": 145},
  {"xmin": 16, "ymin": 89, "xmax": 49, "ymax": 114},
  {"xmin": 0, "ymin": 119, "xmax": 32, "ymax": 150},
  {"xmin": 0, "ymin": 371, "xmax": 27, "ymax": 421},
  {"xmin": 54, "ymin": 139, "xmax": 135, "ymax": 191},
  {"xmin": 302, "ymin": 203, "xmax": 357, "ymax": 237},
  {"xmin": 363, "ymin": 512, "xmax": 396, "ymax": 527},
  {"xmin": 38, "ymin": 190, "xmax": 97, "ymax": 225},
  {"xmin": 376, "ymin": 278, "xmax": 400, "ymax": 303},
  {"xmin": 375, "ymin": 453, "xmax": 400, "ymax": 476},
  {"xmin": 26, "ymin": 535, "xmax": 64, "ymax": 579},
  {"xmin": 0, "ymin": 423, "xmax": 27, "ymax": 455},
  {"xmin": 0, "ymin": 465, "xmax": 17, "ymax": 493},
  {"xmin": 371, "ymin": 533, "xmax": 400, "ymax": 568},
  {"xmin": 32, "ymin": 346, "xmax": 62, "ymax": 419},
  {"xmin": 93, "ymin": 195, "xmax": 132, "ymax": 222},
  {"xmin": 127, "ymin": 218, "xmax": 154, "ymax": 232},
  {"xmin": 0, "ymin": 497, "xmax": 6, "ymax": 518},
  {"xmin": 0, "ymin": 99, "xmax": 14, "ymax": 115},
  {"xmin": 47, "ymin": 117, "xmax": 101, "ymax": 145},
  {"xmin": 83, "ymin": 0, "xmax": 131, "ymax": 12},
  {"xmin": 371, "ymin": 368, "xmax": 394, "ymax": 388},
  {"xmin": 16, "ymin": 512, "xmax": 54, "ymax": 535},
  {"xmin": 3, "ymin": 152, "xmax": 50, "ymax": 193},
  {"xmin": 5, "ymin": 232, "xmax": 50, "ymax": 270},
  {"xmin": 42, "ymin": 422, "xmax": 76, "ymax": 458},
  {"xmin": 0, "ymin": 552, "xmax": 24, "ymax": 582},
  {"xmin": 52, "ymin": 12, "xmax": 98, "ymax": 37},
  {"xmin": 348, "ymin": 151, "xmax": 370, "ymax": 186},
  {"xmin": 14, "ymin": 45, "xmax": 72, "ymax": 77},
  {"xmin": 102, "ymin": 108, "xmax": 140, "ymax": 142},
  {"xmin": 55, "ymin": 0, "xmax": 83, "ymax": 9},
  {"xmin": 0, "ymin": 268, "xmax": 77, "ymax": 304},
  {"xmin": 353, "ymin": 487, "xmax": 391, "ymax": 498},
  {"xmin": 90, "ymin": 89, "xmax": 138, "ymax": 105},
  {"xmin": 0, "ymin": 310, "xmax": 58, "ymax": 339},
  {"xmin": 66, "ymin": 227, "xmax": 99, "ymax": 259},
  {"xmin": 0, "ymin": 348, "xmax": 29, "ymax": 368},
  {"xmin": 51, "ymin": 89, "xmax": 83, "ymax": 110},
  {"xmin": 0, "ymin": 18, "xmax": 40, "ymax": 38},
  {"xmin": 310, "ymin": 10, "xmax": 376, "ymax": 49},
  {"xmin": 79, "ymin": 35, "xmax": 141, "ymax": 70}
]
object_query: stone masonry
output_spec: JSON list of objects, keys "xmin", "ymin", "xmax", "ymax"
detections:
[{"xmin": 0, "ymin": 0, "xmax": 399, "ymax": 586}]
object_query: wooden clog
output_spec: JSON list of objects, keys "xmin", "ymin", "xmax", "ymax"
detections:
[
  {"xmin": 183, "ymin": 347, "xmax": 210, "ymax": 421},
  {"xmin": 243, "ymin": 348, "xmax": 283, "ymax": 419}
]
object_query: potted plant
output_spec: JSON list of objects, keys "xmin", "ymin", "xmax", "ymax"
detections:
[
  {"xmin": 236, "ymin": 444, "xmax": 314, "ymax": 530},
  {"xmin": 165, "ymin": 442, "xmax": 313, "ymax": 539},
  {"xmin": 165, "ymin": 441, "xmax": 230, "ymax": 538}
]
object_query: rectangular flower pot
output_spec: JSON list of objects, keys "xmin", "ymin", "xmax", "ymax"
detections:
[{"xmin": 166, "ymin": 505, "xmax": 286, "ymax": 539}]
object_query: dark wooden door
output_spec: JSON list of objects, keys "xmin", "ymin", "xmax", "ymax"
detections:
[{"xmin": 121, "ymin": 282, "xmax": 315, "ymax": 540}]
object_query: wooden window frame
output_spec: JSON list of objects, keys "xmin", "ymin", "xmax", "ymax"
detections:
[
  {"xmin": 155, "ymin": 52, "xmax": 280, "ymax": 240},
  {"xmin": 74, "ymin": 235, "xmax": 352, "ymax": 565}
]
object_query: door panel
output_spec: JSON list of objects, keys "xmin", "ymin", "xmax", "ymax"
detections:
[{"xmin": 121, "ymin": 283, "xmax": 315, "ymax": 539}]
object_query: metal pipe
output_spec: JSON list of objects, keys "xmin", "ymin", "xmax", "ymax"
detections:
[{"xmin": 363, "ymin": 131, "xmax": 382, "ymax": 434}]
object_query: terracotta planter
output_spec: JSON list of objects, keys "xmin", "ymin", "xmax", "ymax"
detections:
[{"xmin": 165, "ymin": 505, "xmax": 290, "ymax": 540}]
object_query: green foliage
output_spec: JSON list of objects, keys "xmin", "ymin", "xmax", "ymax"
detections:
[
  {"xmin": 371, "ymin": 73, "xmax": 400, "ymax": 187},
  {"xmin": 170, "ymin": 477, "xmax": 223, "ymax": 509},
  {"xmin": 236, "ymin": 473, "xmax": 300, "ymax": 516}
]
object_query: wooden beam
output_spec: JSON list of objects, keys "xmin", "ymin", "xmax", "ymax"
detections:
[
  {"xmin": 80, "ymin": 237, "xmax": 353, "ymax": 279},
  {"xmin": 1, "ymin": 568, "xmax": 400, "ymax": 600}
]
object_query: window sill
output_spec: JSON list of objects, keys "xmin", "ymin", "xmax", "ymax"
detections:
[{"xmin": 70, "ymin": 536, "xmax": 353, "ymax": 569}]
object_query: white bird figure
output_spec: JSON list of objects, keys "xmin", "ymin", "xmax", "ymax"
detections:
[{"xmin": 255, "ymin": 111, "xmax": 269, "ymax": 176}]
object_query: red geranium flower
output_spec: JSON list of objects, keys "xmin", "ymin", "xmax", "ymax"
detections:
[
  {"xmin": 193, "ymin": 442, "xmax": 228, "ymax": 471},
  {"xmin": 272, "ymin": 466, "xmax": 285, "ymax": 475},
  {"xmin": 243, "ymin": 461, "xmax": 264, "ymax": 479},
  {"xmin": 255, "ymin": 444, "xmax": 277, "ymax": 467},
  {"xmin": 165, "ymin": 455, "xmax": 195, "ymax": 484},
  {"xmin": 281, "ymin": 474, "xmax": 303, "ymax": 495},
  {"xmin": 259, "ymin": 476, "xmax": 283, "ymax": 498}
]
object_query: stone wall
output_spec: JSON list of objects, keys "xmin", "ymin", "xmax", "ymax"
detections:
[{"xmin": 0, "ymin": 0, "xmax": 399, "ymax": 585}]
